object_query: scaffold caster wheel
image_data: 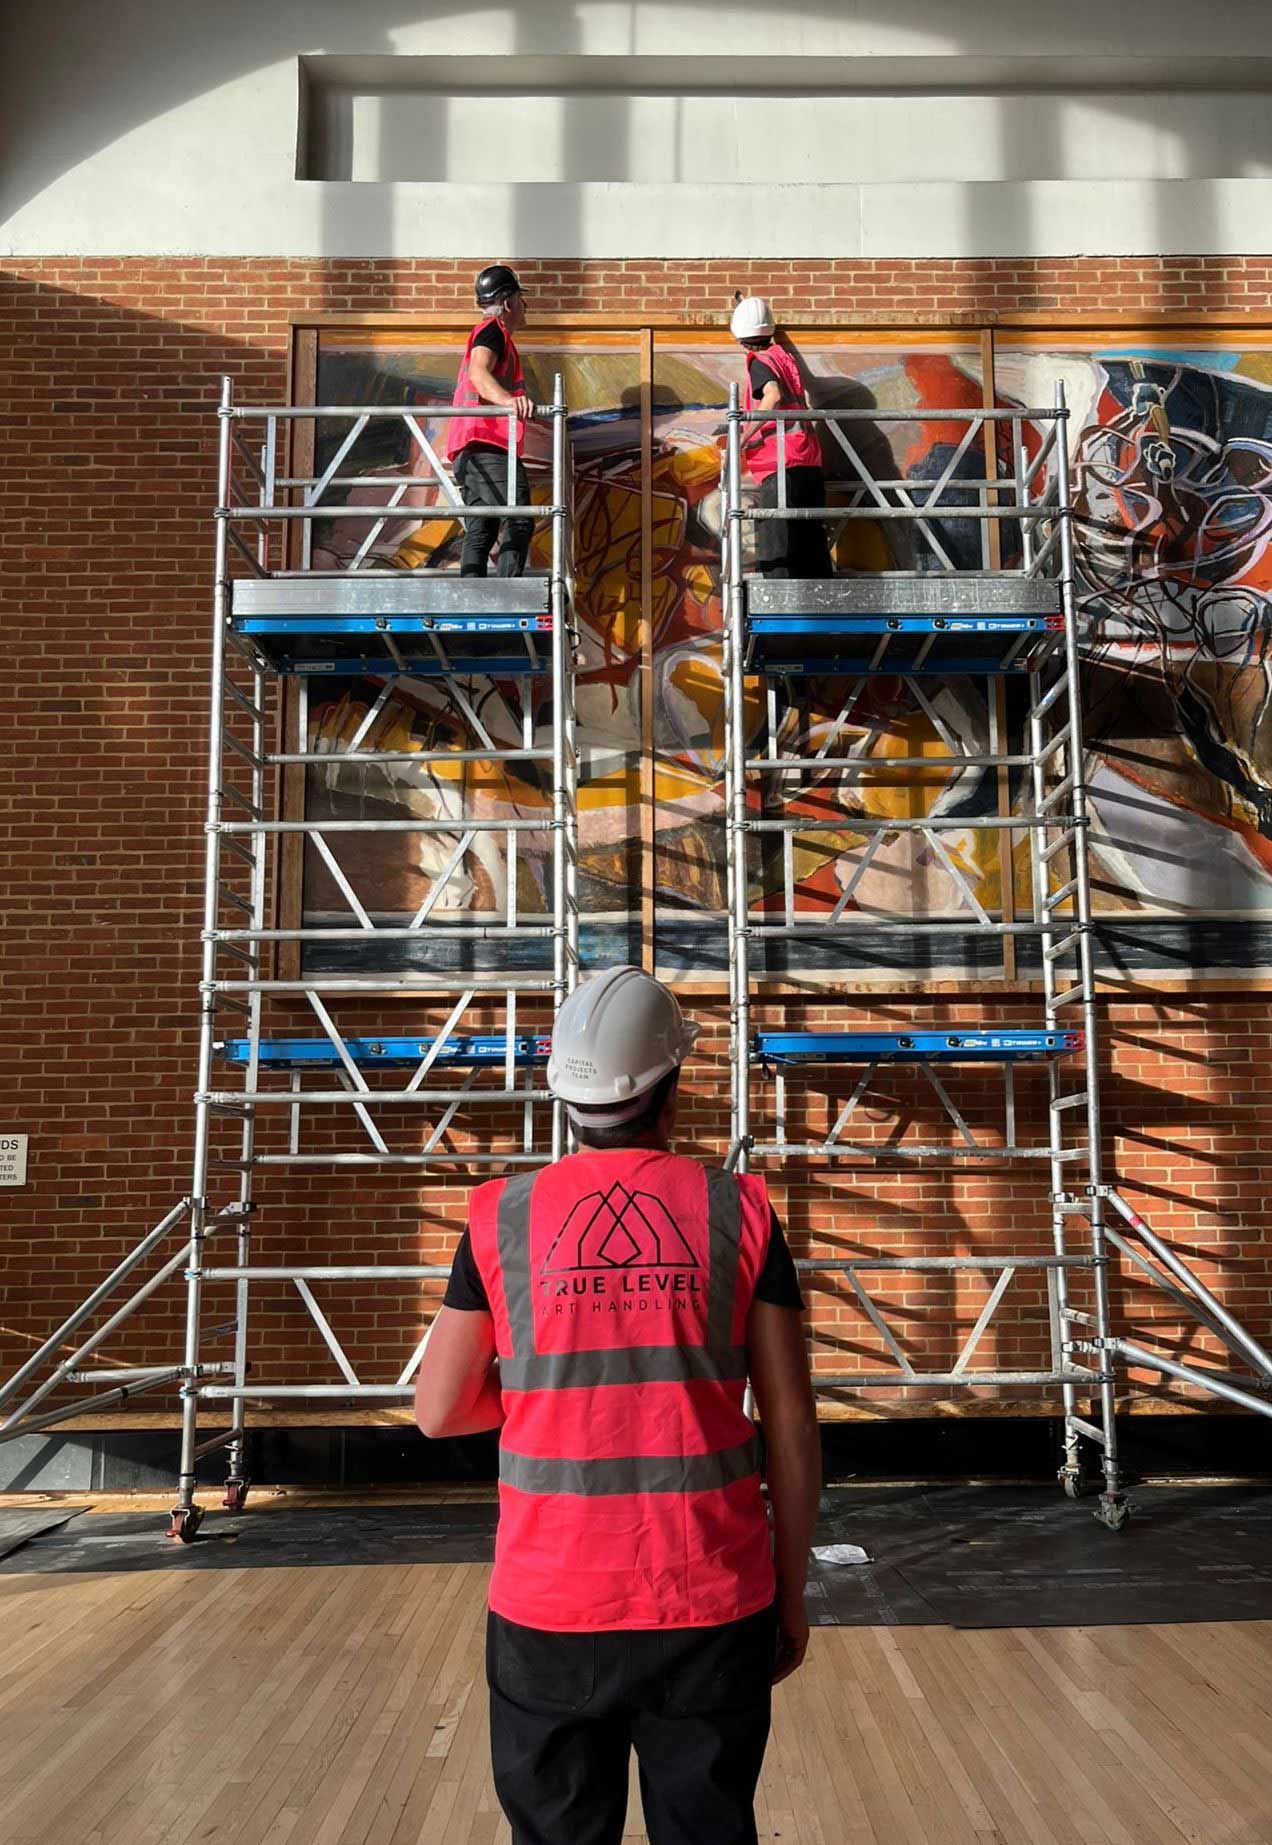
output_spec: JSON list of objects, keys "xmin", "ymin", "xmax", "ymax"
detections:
[
  {"xmin": 1094, "ymin": 1494, "xmax": 1130, "ymax": 1532},
  {"xmin": 1060, "ymin": 1467, "xmax": 1091, "ymax": 1500},
  {"xmin": 223, "ymin": 1478, "xmax": 250, "ymax": 1513},
  {"xmin": 167, "ymin": 1506, "xmax": 203, "ymax": 1544}
]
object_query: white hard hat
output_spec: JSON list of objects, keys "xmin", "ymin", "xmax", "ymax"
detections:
[
  {"xmin": 730, "ymin": 295, "xmax": 775, "ymax": 341},
  {"xmin": 548, "ymin": 965, "xmax": 699, "ymax": 1125}
]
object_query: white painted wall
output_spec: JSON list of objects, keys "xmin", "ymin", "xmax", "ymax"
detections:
[
  {"xmin": 321, "ymin": 91, "xmax": 1272, "ymax": 186},
  {"xmin": 4, "ymin": 1, "xmax": 1272, "ymax": 259}
]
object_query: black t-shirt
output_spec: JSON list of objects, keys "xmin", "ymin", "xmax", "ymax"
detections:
[
  {"xmin": 471, "ymin": 320, "xmax": 507, "ymax": 364},
  {"xmin": 746, "ymin": 354, "xmax": 781, "ymax": 399},
  {"xmin": 459, "ymin": 322, "xmax": 517, "ymax": 464},
  {"xmin": 443, "ymin": 1206, "xmax": 804, "ymax": 1313}
]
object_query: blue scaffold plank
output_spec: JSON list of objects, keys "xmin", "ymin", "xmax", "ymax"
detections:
[
  {"xmin": 754, "ymin": 1030, "xmax": 1082, "ymax": 1064},
  {"xmin": 749, "ymin": 617, "xmax": 1060, "ymax": 636},
  {"xmin": 230, "ymin": 613, "xmax": 554, "ymax": 677},
  {"xmin": 747, "ymin": 615, "xmax": 1063, "ymax": 678},
  {"xmin": 220, "ymin": 1035, "xmax": 552, "ymax": 1068},
  {"xmin": 236, "ymin": 616, "xmax": 554, "ymax": 636}
]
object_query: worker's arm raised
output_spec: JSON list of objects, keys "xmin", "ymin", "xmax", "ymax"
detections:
[
  {"xmin": 748, "ymin": 1297, "xmax": 821, "ymax": 1684},
  {"xmin": 414, "ymin": 1305, "xmax": 504, "ymax": 1439},
  {"xmin": 466, "ymin": 343, "xmax": 535, "ymax": 424}
]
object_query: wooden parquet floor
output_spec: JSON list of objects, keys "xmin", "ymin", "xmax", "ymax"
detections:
[{"xmin": 3, "ymin": 1557, "xmax": 1272, "ymax": 1843}]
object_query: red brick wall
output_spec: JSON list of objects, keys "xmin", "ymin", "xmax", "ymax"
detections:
[{"xmin": 3, "ymin": 256, "xmax": 1272, "ymax": 1430}]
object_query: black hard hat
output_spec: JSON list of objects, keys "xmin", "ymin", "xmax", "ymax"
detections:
[{"xmin": 475, "ymin": 264, "xmax": 523, "ymax": 307}]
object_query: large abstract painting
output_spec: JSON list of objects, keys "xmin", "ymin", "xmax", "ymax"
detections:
[
  {"xmin": 299, "ymin": 328, "xmax": 1272, "ymax": 986},
  {"xmin": 1001, "ymin": 341, "xmax": 1272, "ymax": 978}
]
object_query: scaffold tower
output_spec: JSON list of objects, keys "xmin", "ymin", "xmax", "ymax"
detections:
[
  {"xmin": 719, "ymin": 380, "xmax": 1272, "ymax": 1527},
  {"xmin": 0, "ymin": 376, "xmax": 579, "ymax": 1537}
]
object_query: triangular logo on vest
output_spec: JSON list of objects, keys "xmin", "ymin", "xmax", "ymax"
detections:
[{"xmin": 541, "ymin": 1182, "xmax": 699, "ymax": 1274}]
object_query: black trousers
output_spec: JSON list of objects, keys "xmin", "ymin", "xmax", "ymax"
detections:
[
  {"xmin": 454, "ymin": 442, "xmax": 533, "ymax": 578},
  {"xmin": 487, "ymin": 1604, "xmax": 777, "ymax": 1845},
  {"xmin": 756, "ymin": 465, "xmax": 834, "ymax": 579}
]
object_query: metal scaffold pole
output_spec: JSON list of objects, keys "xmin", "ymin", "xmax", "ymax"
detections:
[
  {"xmin": 169, "ymin": 373, "xmax": 238, "ymax": 1540},
  {"xmin": 550, "ymin": 370, "xmax": 579, "ymax": 1158},
  {"xmin": 724, "ymin": 383, "xmax": 752, "ymax": 1175},
  {"xmin": 1049, "ymin": 380, "xmax": 1123, "ymax": 1524}
]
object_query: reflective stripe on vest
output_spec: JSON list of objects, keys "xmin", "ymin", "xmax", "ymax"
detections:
[
  {"xmin": 447, "ymin": 315, "xmax": 526, "ymax": 459},
  {"xmin": 744, "ymin": 341, "xmax": 822, "ymax": 479},
  {"xmin": 500, "ymin": 1437, "xmax": 761, "ymax": 1498},
  {"xmin": 499, "ymin": 1344, "xmax": 749, "ymax": 1390}
]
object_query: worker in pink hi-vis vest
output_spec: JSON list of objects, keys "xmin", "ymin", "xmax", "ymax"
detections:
[
  {"xmin": 415, "ymin": 966, "xmax": 821, "ymax": 1845},
  {"xmin": 448, "ymin": 263, "xmax": 536, "ymax": 577},
  {"xmin": 731, "ymin": 294, "xmax": 834, "ymax": 581}
]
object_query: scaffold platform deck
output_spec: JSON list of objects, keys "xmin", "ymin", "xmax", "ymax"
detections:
[
  {"xmin": 229, "ymin": 574, "xmax": 551, "ymax": 616},
  {"xmin": 229, "ymin": 576, "xmax": 554, "ymax": 673},
  {"xmin": 745, "ymin": 580, "xmax": 1062, "ymax": 675}
]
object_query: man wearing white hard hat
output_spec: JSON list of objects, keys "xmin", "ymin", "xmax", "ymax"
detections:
[
  {"xmin": 730, "ymin": 295, "xmax": 833, "ymax": 580},
  {"xmin": 415, "ymin": 965, "xmax": 820, "ymax": 1845}
]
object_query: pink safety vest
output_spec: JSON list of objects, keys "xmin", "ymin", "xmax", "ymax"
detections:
[
  {"xmin": 743, "ymin": 342, "xmax": 822, "ymax": 480},
  {"xmin": 467, "ymin": 1149, "xmax": 777, "ymax": 1631},
  {"xmin": 447, "ymin": 315, "xmax": 526, "ymax": 459}
]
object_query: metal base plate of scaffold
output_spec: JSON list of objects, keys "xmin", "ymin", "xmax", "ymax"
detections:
[
  {"xmin": 754, "ymin": 1030, "xmax": 1081, "ymax": 1064},
  {"xmin": 229, "ymin": 575, "xmax": 553, "ymax": 675},
  {"xmin": 745, "ymin": 575, "xmax": 1062, "ymax": 676},
  {"xmin": 220, "ymin": 1036, "xmax": 551, "ymax": 1068}
]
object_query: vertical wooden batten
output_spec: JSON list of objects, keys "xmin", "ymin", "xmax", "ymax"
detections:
[
  {"xmin": 276, "ymin": 326, "xmax": 319, "ymax": 984},
  {"xmin": 980, "ymin": 327, "xmax": 1018, "ymax": 984}
]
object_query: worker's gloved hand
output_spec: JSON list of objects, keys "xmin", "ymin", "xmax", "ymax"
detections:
[{"xmin": 772, "ymin": 1596, "xmax": 810, "ymax": 1686}]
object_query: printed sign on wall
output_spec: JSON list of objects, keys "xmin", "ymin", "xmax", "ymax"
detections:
[{"xmin": 0, "ymin": 1136, "xmax": 28, "ymax": 1186}]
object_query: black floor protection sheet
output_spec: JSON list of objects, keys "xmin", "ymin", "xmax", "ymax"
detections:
[{"xmin": 5, "ymin": 1485, "xmax": 1272, "ymax": 1628}]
